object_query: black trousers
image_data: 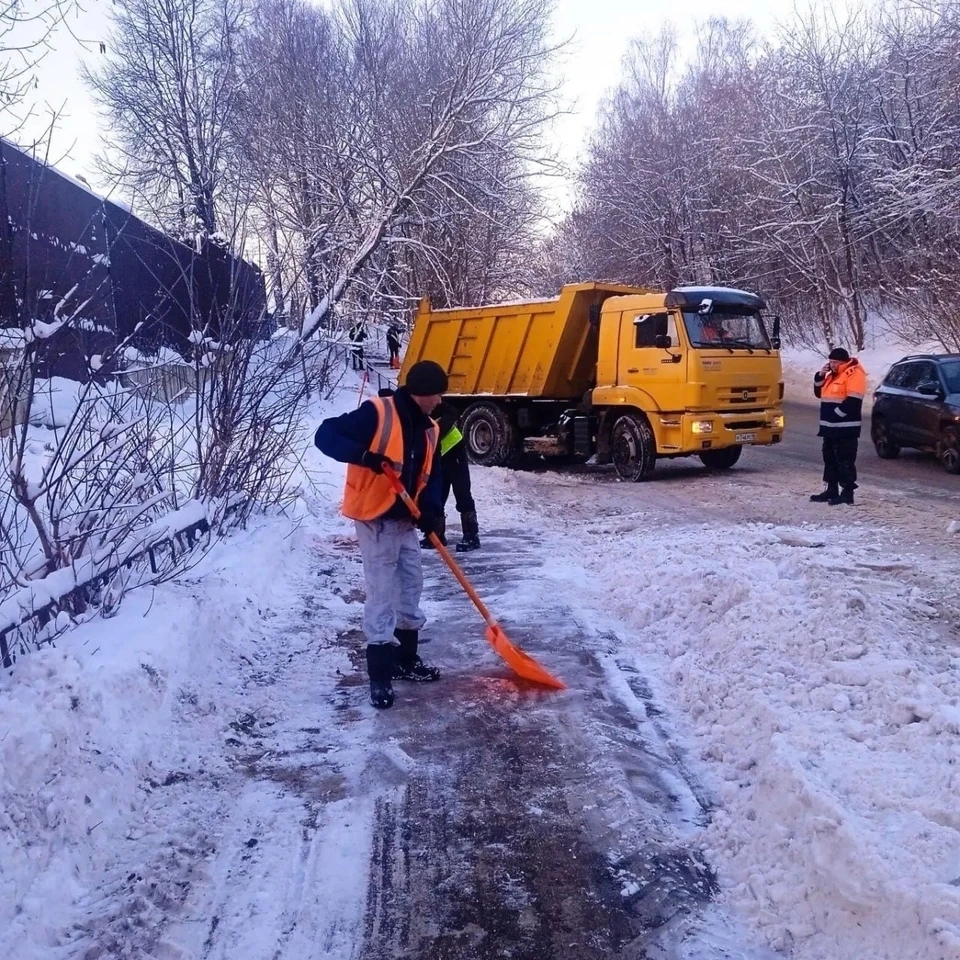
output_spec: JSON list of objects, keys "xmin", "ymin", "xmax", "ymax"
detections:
[
  {"xmin": 351, "ymin": 347, "xmax": 364, "ymax": 369},
  {"xmin": 441, "ymin": 443, "xmax": 475, "ymax": 514},
  {"xmin": 822, "ymin": 435, "xmax": 858, "ymax": 489}
]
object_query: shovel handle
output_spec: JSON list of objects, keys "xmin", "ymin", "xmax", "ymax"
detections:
[{"xmin": 382, "ymin": 465, "xmax": 496, "ymax": 626}]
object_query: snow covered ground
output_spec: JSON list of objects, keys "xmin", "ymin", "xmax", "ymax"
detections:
[
  {"xmin": 473, "ymin": 462, "xmax": 960, "ymax": 960},
  {"xmin": 2, "ymin": 370, "xmax": 959, "ymax": 959}
]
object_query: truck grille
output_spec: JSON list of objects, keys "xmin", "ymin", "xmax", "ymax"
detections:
[{"xmin": 718, "ymin": 386, "xmax": 771, "ymax": 407}]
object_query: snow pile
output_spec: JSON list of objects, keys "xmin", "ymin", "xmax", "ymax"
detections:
[
  {"xmin": 559, "ymin": 513, "xmax": 960, "ymax": 959},
  {"xmin": 780, "ymin": 342, "xmax": 940, "ymax": 409},
  {"xmin": 0, "ymin": 382, "xmax": 372, "ymax": 956}
]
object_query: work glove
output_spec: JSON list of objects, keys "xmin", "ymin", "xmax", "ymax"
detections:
[
  {"xmin": 415, "ymin": 508, "xmax": 441, "ymax": 538},
  {"xmin": 360, "ymin": 451, "xmax": 392, "ymax": 474}
]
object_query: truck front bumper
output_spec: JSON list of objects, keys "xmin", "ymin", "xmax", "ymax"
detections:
[{"xmin": 655, "ymin": 409, "xmax": 785, "ymax": 454}]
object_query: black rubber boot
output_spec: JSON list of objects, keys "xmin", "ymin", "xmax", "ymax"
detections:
[
  {"xmin": 366, "ymin": 644, "xmax": 396, "ymax": 709},
  {"xmin": 810, "ymin": 485, "xmax": 839, "ymax": 503},
  {"xmin": 420, "ymin": 514, "xmax": 446, "ymax": 549},
  {"xmin": 393, "ymin": 629, "xmax": 440, "ymax": 682},
  {"xmin": 455, "ymin": 511, "xmax": 481, "ymax": 553},
  {"xmin": 830, "ymin": 487, "xmax": 855, "ymax": 506}
]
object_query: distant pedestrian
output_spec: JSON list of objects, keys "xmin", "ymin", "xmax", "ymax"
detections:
[
  {"xmin": 810, "ymin": 348, "xmax": 867, "ymax": 506},
  {"xmin": 386, "ymin": 324, "xmax": 402, "ymax": 369},
  {"xmin": 423, "ymin": 400, "xmax": 481, "ymax": 552},
  {"xmin": 349, "ymin": 323, "xmax": 367, "ymax": 370},
  {"xmin": 313, "ymin": 360, "xmax": 448, "ymax": 709}
]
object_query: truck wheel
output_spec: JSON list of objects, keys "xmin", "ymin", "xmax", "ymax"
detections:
[
  {"xmin": 612, "ymin": 413, "xmax": 656, "ymax": 481},
  {"xmin": 462, "ymin": 402, "xmax": 519, "ymax": 467},
  {"xmin": 699, "ymin": 446, "xmax": 742, "ymax": 470}
]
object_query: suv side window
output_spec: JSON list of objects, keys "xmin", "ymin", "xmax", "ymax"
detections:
[
  {"xmin": 914, "ymin": 361, "xmax": 941, "ymax": 389},
  {"xmin": 889, "ymin": 362, "xmax": 921, "ymax": 391}
]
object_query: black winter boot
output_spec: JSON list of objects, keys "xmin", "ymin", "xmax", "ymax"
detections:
[
  {"xmin": 420, "ymin": 514, "xmax": 447, "ymax": 549},
  {"xmin": 830, "ymin": 486, "xmax": 855, "ymax": 506},
  {"xmin": 366, "ymin": 644, "xmax": 396, "ymax": 709},
  {"xmin": 392, "ymin": 629, "xmax": 440, "ymax": 682},
  {"xmin": 810, "ymin": 485, "xmax": 839, "ymax": 503},
  {"xmin": 455, "ymin": 511, "xmax": 481, "ymax": 553}
]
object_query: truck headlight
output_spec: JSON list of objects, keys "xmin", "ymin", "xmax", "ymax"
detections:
[
  {"xmin": 691, "ymin": 420, "xmax": 714, "ymax": 434},
  {"xmin": 772, "ymin": 414, "xmax": 784, "ymax": 429}
]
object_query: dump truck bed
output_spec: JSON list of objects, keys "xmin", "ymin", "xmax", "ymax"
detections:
[{"xmin": 402, "ymin": 283, "xmax": 650, "ymax": 400}]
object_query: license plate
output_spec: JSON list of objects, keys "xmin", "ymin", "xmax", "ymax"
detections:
[{"xmin": 735, "ymin": 432, "xmax": 757, "ymax": 443}]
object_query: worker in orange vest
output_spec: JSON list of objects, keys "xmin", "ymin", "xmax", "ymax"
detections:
[
  {"xmin": 314, "ymin": 360, "xmax": 448, "ymax": 708},
  {"xmin": 811, "ymin": 348, "xmax": 867, "ymax": 505}
]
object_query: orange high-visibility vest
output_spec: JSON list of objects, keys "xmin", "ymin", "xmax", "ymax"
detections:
[
  {"xmin": 820, "ymin": 360, "xmax": 866, "ymax": 403},
  {"xmin": 342, "ymin": 396, "xmax": 439, "ymax": 521}
]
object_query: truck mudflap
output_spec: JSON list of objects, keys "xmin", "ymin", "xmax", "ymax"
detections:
[{"xmin": 654, "ymin": 409, "xmax": 784, "ymax": 454}]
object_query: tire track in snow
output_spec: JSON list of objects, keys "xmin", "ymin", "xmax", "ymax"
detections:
[{"xmin": 359, "ymin": 530, "xmax": 775, "ymax": 960}]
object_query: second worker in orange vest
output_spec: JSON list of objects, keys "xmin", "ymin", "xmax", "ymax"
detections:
[
  {"xmin": 314, "ymin": 360, "xmax": 448, "ymax": 709},
  {"xmin": 811, "ymin": 347, "xmax": 867, "ymax": 506}
]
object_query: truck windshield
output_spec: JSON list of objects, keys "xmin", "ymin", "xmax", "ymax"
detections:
[{"xmin": 682, "ymin": 310, "xmax": 771, "ymax": 350}]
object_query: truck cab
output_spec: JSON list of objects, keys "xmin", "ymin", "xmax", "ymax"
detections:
[
  {"xmin": 400, "ymin": 281, "xmax": 784, "ymax": 481},
  {"xmin": 591, "ymin": 287, "xmax": 784, "ymax": 475}
]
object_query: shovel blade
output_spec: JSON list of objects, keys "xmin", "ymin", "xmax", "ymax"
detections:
[{"xmin": 484, "ymin": 624, "xmax": 566, "ymax": 690}]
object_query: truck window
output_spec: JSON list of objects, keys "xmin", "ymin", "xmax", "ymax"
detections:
[
  {"xmin": 633, "ymin": 313, "xmax": 675, "ymax": 348},
  {"xmin": 682, "ymin": 309, "xmax": 770, "ymax": 349}
]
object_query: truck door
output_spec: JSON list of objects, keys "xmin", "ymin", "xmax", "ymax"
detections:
[{"xmin": 618, "ymin": 311, "xmax": 686, "ymax": 404}]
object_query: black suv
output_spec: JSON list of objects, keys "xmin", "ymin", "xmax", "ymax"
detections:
[{"xmin": 871, "ymin": 354, "xmax": 960, "ymax": 473}]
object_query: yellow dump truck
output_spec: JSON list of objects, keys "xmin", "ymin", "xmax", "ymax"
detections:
[{"xmin": 400, "ymin": 282, "xmax": 784, "ymax": 480}]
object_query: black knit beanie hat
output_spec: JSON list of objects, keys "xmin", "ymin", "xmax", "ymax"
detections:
[
  {"xmin": 405, "ymin": 360, "xmax": 448, "ymax": 396},
  {"xmin": 828, "ymin": 348, "xmax": 850, "ymax": 362}
]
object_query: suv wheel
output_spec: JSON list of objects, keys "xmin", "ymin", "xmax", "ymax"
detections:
[
  {"xmin": 941, "ymin": 426, "xmax": 960, "ymax": 474},
  {"xmin": 872, "ymin": 417, "xmax": 900, "ymax": 459}
]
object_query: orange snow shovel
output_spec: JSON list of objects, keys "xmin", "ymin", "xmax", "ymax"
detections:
[{"xmin": 383, "ymin": 465, "xmax": 565, "ymax": 690}]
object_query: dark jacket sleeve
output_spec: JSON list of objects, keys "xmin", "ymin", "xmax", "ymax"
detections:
[
  {"xmin": 420, "ymin": 446, "xmax": 443, "ymax": 514},
  {"xmin": 813, "ymin": 371, "xmax": 825, "ymax": 399},
  {"xmin": 435, "ymin": 401, "xmax": 460, "ymax": 438},
  {"xmin": 314, "ymin": 402, "xmax": 378, "ymax": 465}
]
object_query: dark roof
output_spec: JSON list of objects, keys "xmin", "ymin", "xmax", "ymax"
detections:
[
  {"xmin": 896, "ymin": 354, "xmax": 960, "ymax": 363},
  {"xmin": 665, "ymin": 286, "xmax": 766, "ymax": 312}
]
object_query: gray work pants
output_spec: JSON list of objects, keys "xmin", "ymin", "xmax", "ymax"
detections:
[{"xmin": 355, "ymin": 518, "xmax": 426, "ymax": 646}]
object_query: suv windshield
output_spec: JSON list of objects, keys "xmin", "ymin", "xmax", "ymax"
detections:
[
  {"xmin": 941, "ymin": 360, "xmax": 960, "ymax": 394},
  {"xmin": 681, "ymin": 309, "xmax": 771, "ymax": 350}
]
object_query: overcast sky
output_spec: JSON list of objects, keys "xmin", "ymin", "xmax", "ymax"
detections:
[{"xmin": 19, "ymin": 0, "xmax": 816, "ymax": 213}]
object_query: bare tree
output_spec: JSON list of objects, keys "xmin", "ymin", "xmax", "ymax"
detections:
[
  {"xmin": 84, "ymin": 0, "xmax": 247, "ymax": 242},
  {"xmin": 549, "ymin": 1, "xmax": 960, "ymax": 349},
  {"xmin": 0, "ymin": 0, "xmax": 80, "ymax": 137}
]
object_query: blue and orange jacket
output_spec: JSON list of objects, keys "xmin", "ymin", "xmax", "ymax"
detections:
[
  {"xmin": 814, "ymin": 359, "xmax": 867, "ymax": 438},
  {"xmin": 314, "ymin": 388, "xmax": 441, "ymax": 521}
]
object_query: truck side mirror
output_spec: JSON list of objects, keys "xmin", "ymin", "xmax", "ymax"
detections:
[
  {"xmin": 771, "ymin": 337, "xmax": 781, "ymax": 350},
  {"xmin": 654, "ymin": 334, "xmax": 673, "ymax": 349}
]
